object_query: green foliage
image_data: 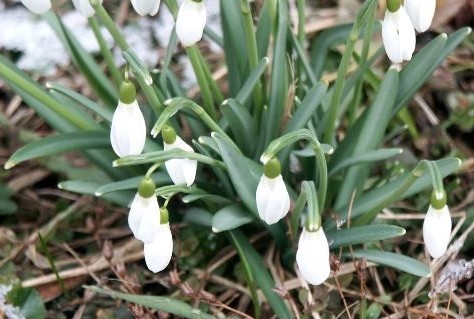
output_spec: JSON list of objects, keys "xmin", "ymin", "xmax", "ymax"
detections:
[
  {"xmin": 0, "ymin": 0, "xmax": 470, "ymax": 316},
  {"xmin": 5, "ymin": 285, "xmax": 46, "ymax": 319}
]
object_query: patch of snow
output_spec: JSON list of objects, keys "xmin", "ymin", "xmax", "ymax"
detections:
[{"xmin": 0, "ymin": 285, "xmax": 26, "ymax": 319}]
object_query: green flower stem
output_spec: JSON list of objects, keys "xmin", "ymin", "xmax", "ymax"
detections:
[
  {"xmin": 90, "ymin": 0, "xmax": 129, "ymax": 51},
  {"xmin": 241, "ymin": 0, "xmax": 263, "ymax": 114},
  {"xmin": 303, "ymin": 181, "xmax": 321, "ymax": 232},
  {"xmin": 261, "ymin": 129, "xmax": 329, "ymax": 210},
  {"xmin": 155, "ymin": 185, "xmax": 200, "ymax": 198},
  {"xmin": 0, "ymin": 60, "xmax": 95, "ymax": 130},
  {"xmin": 146, "ymin": 162, "xmax": 162, "ymax": 178},
  {"xmin": 348, "ymin": 2, "xmax": 376, "ymax": 124},
  {"xmin": 425, "ymin": 160, "xmax": 445, "ymax": 205},
  {"xmin": 296, "ymin": 0, "xmax": 305, "ymax": 96},
  {"xmin": 323, "ymin": 0, "xmax": 377, "ymax": 144},
  {"xmin": 151, "ymin": 98, "xmax": 237, "ymax": 150},
  {"xmin": 196, "ymin": 49, "xmax": 224, "ymax": 104},
  {"xmin": 185, "ymin": 46, "xmax": 216, "ymax": 121},
  {"xmin": 88, "ymin": 16, "xmax": 122, "ymax": 87}
]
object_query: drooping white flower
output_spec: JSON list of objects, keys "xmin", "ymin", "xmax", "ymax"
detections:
[
  {"xmin": 144, "ymin": 223, "xmax": 173, "ymax": 273},
  {"xmin": 128, "ymin": 193, "xmax": 160, "ymax": 243},
  {"xmin": 163, "ymin": 126, "xmax": 197, "ymax": 186},
  {"xmin": 72, "ymin": 0, "xmax": 102, "ymax": 18},
  {"xmin": 296, "ymin": 227, "xmax": 331, "ymax": 285},
  {"xmin": 382, "ymin": 5, "xmax": 416, "ymax": 63},
  {"xmin": 423, "ymin": 204, "xmax": 451, "ymax": 259},
  {"xmin": 405, "ymin": 0, "xmax": 436, "ymax": 33},
  {"xmin": 256, "ymin": 174, "xmax": 290, "ymax": 224},
  {"xmin": 131, "ymin": 0, "xmax": 160, "ymax": 16},
  {"xmin": 175, "ymin": 0, "xmax": 207, "ymax": 47},
  {"xmin": 110, "ymin": 81, "xmax": 146, "ymax": 158},
  {"xmin": 21, "ymin": 0, "xmax": 51, "ymax": 14}
]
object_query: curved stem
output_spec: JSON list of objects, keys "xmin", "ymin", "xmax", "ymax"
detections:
[
  {"xmin": 261, "ymin": 129, "xmax": 329, "ymax": 210},
  {"xmin": 91, "ymin": 0, "xmax": 129, "ymax": 50}
]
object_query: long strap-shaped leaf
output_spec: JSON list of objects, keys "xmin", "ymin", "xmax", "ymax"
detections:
[
  {"xmin": 5, "ymin": 132, "xmax": 110, "ymax": 169},
  {"xmin": 85, "ymin": 286, "xmax": 219, "ymax": 319}
]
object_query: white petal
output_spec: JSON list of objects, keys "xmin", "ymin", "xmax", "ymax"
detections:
[
  {"xmin": 256, "ymin": 175, "xmax": 290, "ymax": 224},
  {"xmin": 131, "ymin": 0, "xmax": 161, "ymax": 16},
  {"xmin": 423, "ymin": 205, "xmax": 451, "ymax": 258},
  {"xmin": 144, "ymin": 223, "xmax": 173, "ymax": 273},
  {"xmin": 72, "ymin": 0, "xmax": 102, "ymax": 17},
  {"xmin": 163, "ymin": 137, "xmax": 197, "ymax": 186},
  {"xmin": 296, "ymin": 228, "xmax": 331, "ymax": 285},
  {"xmin": 382, "ymin": 7, "xmax": 416, "ymax": 63},
  {"xmin": 128, "ymin": 194, "xmax": 143, "ymax": 237},
  {"xmin": 175, "ymin": 0, "xmax": 207, "ymax": 47},
  {"xmin": 135, "ymin": 196, "xmax": 160, "ymax": 243},
  {"xmin": 405, "ymin": 0, "xmax": 435, "ymax": 32},
  {"xmin": 110, "ymin": 100, "xmax": 146, "ymax": 157},
  {"xmin": 21, "ymin": 0, "xmax": 51, "ymax": 14}
]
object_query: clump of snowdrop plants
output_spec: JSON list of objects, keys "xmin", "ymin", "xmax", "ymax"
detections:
[{"xmin": 2, "ymin": 0, "xmax": 471, "ymax": 316}]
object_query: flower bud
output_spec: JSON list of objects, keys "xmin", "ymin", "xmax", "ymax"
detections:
[
  {"xmin": 21, "ymin": 0, "xmax": 51, "ymax": 14},
  {"xmin": 110, "ymin": 81, "xmax": 146, "ymax": 157},
  {"xmin": 175, "ymin": 0, "xmax": 207, "ymax": 47},
  {"xmin": 144, "ymin": 222, "xmax": 173, "ymax": 273},
  {"xmin": 131, "ymin": 0, "xmax": 160, "ymax": 16},
  {"xmin": 382, "ymin": 5, "xmax": 416, "ymax": 63},
  {"xmin": 72, "ymin": 0, "xmax": 102, "ymax": 17},
  {"xmin": 163, "ymin": 127, "xmax": 197, "ymax": 186},
  {"xmin": 404, "ymin": 0, "xmax": 436, "ymax": 33},
  {"xmin": 296, "ymin": 227, "xmax": 331, "ymax": 285},
  {"xmin": 256, "ymin": 159, "xmax": 290, "ymax": 224},
  {"xmin": 423, "ymin": 204, "xmax": 451, "ymax": 258}
]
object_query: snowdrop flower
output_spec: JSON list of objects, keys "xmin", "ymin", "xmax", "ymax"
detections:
[
  {"xmin": 296, "ymin": 227, "xmax": 331, "ymax": 285},
  {"xmin": 72, "ymin": 0, "xmax": 102, "ymax": 18},
  {"xmin": 382, "ymin": 0, "xmax": 416, "ymax": 63},
  {"xmin": 144, "ymin": 210, "xmax": 173, "ymax": 273},
  {"xmin": 131, "ymin": 0, "xmax": 160, "ymax": 16},
  {"xmin": 162, "ymin": 125, "xmax": 197, "ymax": 186},
  {"xmin": 405, "ymin": 0, "xmax": 436, "ymax": 33},
  {"xmin": 256, "ymin": 158, "xmax": 290, "ymax": 225},
  {"xmin": 423, "ymin": 203, "xmax": 451, "ymax": 259},
  {"xmin": 110, "ymin": 80, "xmax": 146, "ymax": 158},
  {"xmin": 175, "ymin": 0, "xmax": 206, "ymax": 47},
  {"xmin": 128, "ymin": 178, "xmax": 160, "ymax": 243},
  {"xmin": 21, "ymin": 0, "xmax": 51, "ymax": 14}
]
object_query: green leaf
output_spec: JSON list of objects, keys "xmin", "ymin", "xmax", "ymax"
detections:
[
  {"xmin": 220, "ymin": 98, "xmax": 257, "ymax": 155},
  {"xmin": 327, "ymin": 225, "xmax": 406, "ymax": 249},
  {"xmin": 5, "ymin": 132, "xmax": 110, "ymax": 169},
  {"xmin": 95, "ymin": 172, "xmax": 171, "ymax": 196},
  {"xmin": 394, "ymin": 28, "xmax": 471, "ymax": 115},
  {"xmin": 0, "ymin": 199, "xmax": 18, "ymax": 215},
  {"xmin": 113, "ymin": 149, "xmax": 224, "ymax": 168},
  {"xmin": 183, "ymin": 207, "xmax": 213, "ymax": 227},
  {"xmin": 235, "ymin": 57, "xmax": 270, "ymax": 105},
  {"xmin": 334, "ymin": 67, "xmax": 399, "ymax": 208},
  {"xmin": 182, "ymin": 193, "xmax": 232, "ymax": 206},
  {"xmin": 47, "ymin": 82, "xmax": 113, "ymax": 123},
  {"xmin": 329, "ymin": 148, "xmax": 403, "ymax": 176},
  {"xmin": 212, "ymin": 132, "xmax": 261, "ymax": 215},
  {"xmin": 6, "ymin": 285, "xmax": 46, "ymax": 319},
  {"xmin": 333, "ymin": 158, "xmax": 460, "ymax": 221},
  {"xmin": 212, "ymin": 205, "xmax": 254, "ymax": 232},
  {"xmin": 59, "ymin": 181, "xmax": 132, "ymax": 206},
  {"xmin": 349, "ymin": 250, "xmax": 430, "ymax": 277},
  {"xmin": 45, "ymin": 13, "xmax": 117, "ymax": 106},
  {"xmin": 85, "ymin": 286, "xmax": 219, "ymax": 319},
  {"xmin": 229, "ymin": 230, "xmax": 293, "ymax": 319}
]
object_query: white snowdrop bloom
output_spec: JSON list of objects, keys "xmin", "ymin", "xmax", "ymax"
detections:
[
  {"xmin": 163, "ymin": 126, "xmax": 197, "ymax": 186},
  {"xmin": 382, "ymin": 5, "xmax": 416, "ymax": 63},
  {"xmin": 423, "ymin": 204, "xmax": 451, "ymax": 259},
  {"xmin": 175, "ymin": 0, "xmax": 206, "ymax": 47},
  {"xmin": 256, "ymin": 174, "xmax": 290, "ymax": 225},
  {"xmin": 128, "ymin": 193, "xmax": 160, "ymax": 244},
  {"xmin": 21, "ymin": 0, "xmax": 51, "ymax": 14},
  {"xmin": 144, "ymin": 223, "xmax": 173, "ymax": 273},
  {"xmin": 131, "ymin": 0, "xmax": 160, "ymax": 16},
  {"xmin": 72, "ymin": 0, "xmax": 102, "ymax": 18},
  {"xmin": 404, "ymin": 0, "xmax": 436, "ymax": 32},
  {"xmin": 296, "ymin": 227, "xmax": 331, "ymax": 285},
  {"xmin": 110, "ymin": 81, "xmax": 146, "ymax": 158}
]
